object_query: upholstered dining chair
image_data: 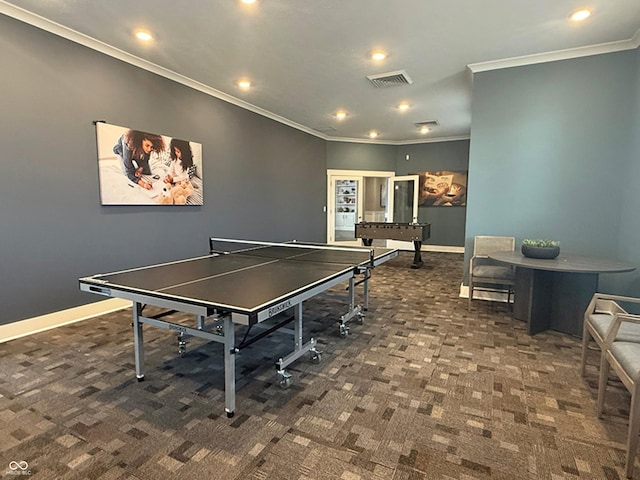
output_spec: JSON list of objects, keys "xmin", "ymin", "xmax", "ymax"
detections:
[
  {"xmin": 597, "ymin": 312, "xmax": 640, "ymax": 478},
  {"xmin": 468, "ymin": 235, "xmax": 516, "ymax": 311},
  {"xmin": 581, "ymin": 293, "xmax": 640, "ymax": 376}
]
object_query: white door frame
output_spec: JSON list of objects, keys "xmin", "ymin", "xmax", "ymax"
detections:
[
  {"xmin": 326, "ymin": 169, "xmax": 395, "ymax": 245},
  {"xmin": 388, "ymin": 174, "xmax": 420, "ymax": 223},
  {"xmin": 387, "ymin": 174, "xmax": 420, "ymax": 251}
]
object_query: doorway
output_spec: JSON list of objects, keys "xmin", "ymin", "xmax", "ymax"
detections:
[
  {"xmin": 326, "ymin": 170, "xmax": 395, "ymax": 246},
  {"xmin": 326, "ymin": 170, "xmax": 420, "ymax": 246}
]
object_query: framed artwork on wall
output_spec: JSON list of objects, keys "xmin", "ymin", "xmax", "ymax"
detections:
[
  {"xmin": 95, "ymin": 122, "xmax": 203, "ymax": 205},
  {"xmin": 415, "ymin": 170, "xmax": 467, "ymax": 207}
]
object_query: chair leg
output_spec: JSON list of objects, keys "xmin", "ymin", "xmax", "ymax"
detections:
[
  {"xmin": 468, "ymin": 283, "xmax": 473, "ymax": 311},
  {"xmin": 580, "ymin": 328, "xmax": 591, "ymax": 377},
  {"xmin": 625, "ymin": 386, "xmax": 640, "ymax": 478},
  {"xmin": 597, "ymin": 351, "xmax": 611, "ymax": 417}
]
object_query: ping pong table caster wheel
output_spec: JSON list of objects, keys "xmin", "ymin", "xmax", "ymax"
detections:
[
  {"xmin": 339, "ymin": 324, "xmax": 350, "ymax": 338},
  {"xmin": 356, "ymin": 313, "xmax": 364, "ymax": 325},
  {"xmin": 178, "ymin": 333, "xmax": 187, "ymax": 355},
  {"xmin": 280, "ymin": 377, "xmax": 291, "ymax": 389},
  {"xmin": 278, "ymin": 371, "xmax": 292, "ymax": 389},
  {"xmin": 279, "ymin": 376, "xmax": 292, "ymax": 389},
  {"xmin": 310, "ymin": 351, "xmax": 322, "ymax": 364}
]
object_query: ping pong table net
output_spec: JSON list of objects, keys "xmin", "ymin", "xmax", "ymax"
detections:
[{"xmin": 208, "ymin": 238, "xmax": 375, "ymax": 266}]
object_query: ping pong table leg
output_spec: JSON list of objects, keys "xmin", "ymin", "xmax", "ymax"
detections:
[
  {"xmin": 293, "ymin": 302, "xmax": 321, "ymax": 363},
  {"xmin": 338, "ymin": 276, "xmax": 365, "ymax": 337},
  {"xmin": 275, "ymin": 303, "xmax": 319, "ymax": 388},
  {"xmin": 362, "ymin": 268, "xmax": 370, "ymax": 310},
  {"xmin": 223, "ymin": 315, "xmax": 236, "ymax": 418},
  {"xmin": 133, "ymin": 302, "xmax": 145, "ymax": 382},
  {"xmin": 349, "ymin": 277, "xmax": 355, "ymax": 311},
  {"xmin": 294, "ymin": 302, "xmax": 303, "ymax": 352}
]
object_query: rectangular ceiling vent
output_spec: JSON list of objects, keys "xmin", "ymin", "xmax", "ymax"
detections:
[
  {"xmin": 414, "ymin": 120, "xmax": 439, "ymax": 128},
  {"xmin": 313, "ymin": 126, "xmax": 337, "ymax": 134},
  {"xmin": 367, "ymin": 70, "xmax": 413, "ymax": 88}
]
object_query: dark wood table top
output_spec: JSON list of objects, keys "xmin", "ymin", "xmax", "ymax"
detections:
[{"xmin": 489, "ymin": 250, "xmax": 636, "ymax": 274}]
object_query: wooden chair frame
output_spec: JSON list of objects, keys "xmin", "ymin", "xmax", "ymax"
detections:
[
  {"xmin": 598, "ymin": 313, "xmax": 640, "ymax": 478},
  {"xmin": 581, "ymin": 293, "xmax": 640, "ymax": 376}
]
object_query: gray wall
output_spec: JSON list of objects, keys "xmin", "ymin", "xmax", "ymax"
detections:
[
  {"xmin": 0, "ymin": 15, "xmax": 326, "ymax": 324},
  {"xmin": 327, "ymin": 140, "xmax": 470, "ymax": 247},
  {"xmin": 466, "ymin": 48, "xmax": 639, "ymax": 293},
  {"xmin": 6, "ymin": 12, "xmax": 636, "ymax": 325},
  {"xmin": 616, "ymin": 46, "xmax": 640, "ymax": 294},
  {"xmin": 326, "ymin": 142, "xmax": 397, "ymax": 171},
  {"xmin": 396, "ymin": 141, "xmax": 469, "ymax": 246}
]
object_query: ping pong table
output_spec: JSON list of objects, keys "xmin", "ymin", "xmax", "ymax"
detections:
[{"xmin": 79, "ymin": 238, "xmax": 397, "ymax": 417}]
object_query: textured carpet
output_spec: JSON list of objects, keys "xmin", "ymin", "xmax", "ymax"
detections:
[{"xmin": 0, "ymin": 251, "xmax": 635, "ymax": 479}]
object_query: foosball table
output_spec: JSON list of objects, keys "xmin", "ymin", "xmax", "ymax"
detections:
[{"xmin": 355, "ymin": 222, "xmax": 431, "ymax": 268}]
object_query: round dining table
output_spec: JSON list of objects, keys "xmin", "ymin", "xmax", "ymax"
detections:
[{"xmin": 489, "ymin": 251, "xmax": 635, "ymax": 336}]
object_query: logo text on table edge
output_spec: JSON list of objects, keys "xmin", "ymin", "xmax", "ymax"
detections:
[{"xmin": 268, "ymin": 300, "xmax": 292, "ymax": 317}]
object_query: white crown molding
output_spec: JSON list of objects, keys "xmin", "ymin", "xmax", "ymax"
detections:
[
  {"xmin": 326, "ymin": 134, "xmax": 470, "ymax": 145},
  {"xmin": 0, "ymin": 1, "xmax": 473, "ymax": 147},
  {"xmin": 393, "ymin": 135, "xmax": 471, "ymax": 145},
  {"xmin": 0, "ymin": 1, "xmax": 325, "ymax": 139},
  {"xmin": 468, "ymin": 37, "xmax": 639, "ymax": 73},
  {"xmin": 4, "ymin": 1, "xmax": 635, "ymax": 146},
  {"xmin": 632, "ymin": 27, "xmax": 640, "ymax": 48}
]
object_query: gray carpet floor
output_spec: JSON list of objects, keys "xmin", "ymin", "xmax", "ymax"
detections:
[{"xmin": 0, "ymin": 251, "xmax": 635, "ymax": 479}]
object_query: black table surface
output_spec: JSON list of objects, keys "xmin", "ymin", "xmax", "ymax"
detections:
[{"xmin": 81, "ymin": 246, "xmax": 396, "ymax": 313}]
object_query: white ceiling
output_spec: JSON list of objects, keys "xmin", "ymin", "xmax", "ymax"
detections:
[{"xmin": 2, "ymin": 0, "xmax": 639, "ymax": 144}]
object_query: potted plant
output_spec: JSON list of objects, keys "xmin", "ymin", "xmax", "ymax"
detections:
[{"xmin": 521, "ymin": 239, "xmax": 560, "ymax": 259}]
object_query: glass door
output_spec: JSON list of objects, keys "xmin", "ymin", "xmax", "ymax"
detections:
[
  {"xmin": 387, "ymin": 175, "xmax": 419, "ymax": 223},
  {"xmin": 386, "ymin": 175, "xmax": 419, "ymax": 250}
]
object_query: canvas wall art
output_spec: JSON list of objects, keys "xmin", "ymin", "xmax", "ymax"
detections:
[
  {"xmin": 416, "ymin": 170, "xmax": 467, "ymax": 207},
  {"xmin": 95, "ymin": 122, "xmax": 203, "ymax": 205}
]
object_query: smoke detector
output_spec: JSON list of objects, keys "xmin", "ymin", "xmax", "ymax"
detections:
[{"xmin": 366, "ymin": 70, "xmax": 413, "ymax": 88}]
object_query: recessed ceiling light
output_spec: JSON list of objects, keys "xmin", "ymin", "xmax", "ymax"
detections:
[
  {"xmin": 368, "ymin": 131, "xmax": 379, "ymax": 139},
  {"xmin": 397, "ymin": 103, "xmax": 410, "ymax": 111},
  {"xmin": 241, "ymin": 0, "xmax": 257, "ymax": 4},
  {"xmin": 371, "ymin": 51, "xmax": 387, "ymax": 61},
  {"xmin": 335, "ymin": 111, "xmax": 347, "ymax": 120},
  {"xmin": 134, "ymin": 30, "xmax": 153, "ymax": 42},
  {"xmin": 237, "ymin": 79, "xmax": 252, "ymax": 89},
  {"xmin": 570, "ymin": 9, "xmax": 591, "ymax": 21},
  {"xmin": 420, "ymin": 126, "xmax": 430, "ymax": 134}
]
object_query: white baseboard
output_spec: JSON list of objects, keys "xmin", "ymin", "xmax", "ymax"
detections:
[
  {"xmin": 0, "ymin": 299, "xmax": 130, "ymax": 344},
  {"xmin": 459, "ymin": 283, "xmax": 510, "ymax": 303},
  {"xmin": 421, "ymin": 245, "xmax": 465, "ymax": 254},
  {"xmin": 386, "ymin": 240, "xmax": 464, "ymax": 254}
]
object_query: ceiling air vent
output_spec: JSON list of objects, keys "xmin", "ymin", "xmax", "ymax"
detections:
[
  {"xmin": 313, "ymin": 126, "xmax": 337, "ymax": 134},
  {"xmin": 414, "ymin": 120, "xmax": 439, "ymax": 128},
  {"xmin": 366, "ymin": 70, "xmax": 413, "ymax": 88}
]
